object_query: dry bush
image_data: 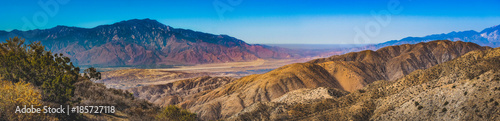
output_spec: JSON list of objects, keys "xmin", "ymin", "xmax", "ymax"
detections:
[
  {"xmin": 73, "ymin": 79, "xmax": 159, "ymax": 120},
  {"xmin": 0, "ymin": 80, "xmax": 54, "ymax": 121}
]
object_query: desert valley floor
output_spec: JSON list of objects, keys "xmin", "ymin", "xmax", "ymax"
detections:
[{"xmin": 98, "ymin": 58, "xmax": 313, "ymax": 89}]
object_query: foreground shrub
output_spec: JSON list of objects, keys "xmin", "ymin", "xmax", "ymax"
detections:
[
  {"xmin": 0, "ymin": 37, "xmax": 80, "ymax": 105},
  {"xmin": 74, "ymin": 79, "xmax": 159, "ymax": 120},
  {"xmin": 0, "ymin": 80, "xmax": 54, "ymax": 121},
  {"xmin": 0, "ymin": 37, "xmax": 160, "ymax": 120}
]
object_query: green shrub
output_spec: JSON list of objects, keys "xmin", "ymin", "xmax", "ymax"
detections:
[
  {"xmin": 0, "ymin": 37, "xmax": 80, "ymax": 105},
  {"xmin": 0, "ymin": 80, "xmax": 57, "ymax": 120},
  {"xmin": 83, "ymin": 67, "xmax": 101, "ymax": 81},
  {"xmin": 156, "ymin": 105, "xmax": 197, "ymax": 121},
  {"xmin": 441, "ymin": 108, "xmax": 447, "ymax": 112},
  {"xmin": 417, "ymin": 106, "xmax": 423, "ymax": 110},
  {"xmin": 0, "ymin": 37, "xmax": 159, "ymax": 120}
]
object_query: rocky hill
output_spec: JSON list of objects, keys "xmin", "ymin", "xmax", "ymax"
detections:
[
  {"xmin": 133, "ymin": 40, "xmax": 487, "ymax": 120},
  {"xmin": 229, "ymin": 45, "xmax": 500, "ymax": 121},
  {"xmin": 0, "ymin": 19, "xmax": 292, "ymax": 67}
]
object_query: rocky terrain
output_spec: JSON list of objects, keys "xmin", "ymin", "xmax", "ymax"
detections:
[
  {"xmin": 270, "ymin": 87, "xmax": 349, "ymax": 104},
  {"xmin": 130, "ymin": 40, "xmax": 488, "ymax": 120},
  {"xmin": 229, "ymin": 44, "xmax": 500, "ymax": 121},
  {"xmin": 127, "ymin": 76, "xmax": 236, "ymax": 107},
  {"xmin": 0, "ymin": 19, "xmax": 293, "ymax": 67}
]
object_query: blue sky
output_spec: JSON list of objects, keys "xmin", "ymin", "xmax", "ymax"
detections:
[{"xmin": 1, "ymin": 0, "xmax": 500, "ymax": 44}]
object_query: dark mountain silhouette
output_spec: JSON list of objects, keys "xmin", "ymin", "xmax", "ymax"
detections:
[{"xmin": 0, "ymin": 19, "xmax": 292, "ymax": 67}]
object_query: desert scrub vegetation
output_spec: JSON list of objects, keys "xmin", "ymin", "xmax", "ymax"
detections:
[
  {"xmin": 0, "ymin": 80, "xmax": 56, "ymax": 120},
  {"xmin": 0, "ymin": 37, "xmax": 80, "ymax": 105},
  {"xmin": 0, "ymin": 37, "xmax": 161, "ymax": 120},
  {"xmin": 73, "ymin": 78, "xmax": 160, "ymax": 121},
  {"xmin": 0, "ymin": 37, "xmax": 81, "ymax": 120},
  {"xmin": 156, "ymin": 105, "xmax": 197, "ymax": 121}
]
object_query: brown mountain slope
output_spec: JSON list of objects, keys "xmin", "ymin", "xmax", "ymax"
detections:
[
  {"xmin": 181, "ymin": 63, "xmax": 345, "ymax": 120},
  {"xmin": 309, "ymin": 40, "xmax": 489, "ymax": 91},
  {"xmin": 229, "ymin": 45, "xmax": 500, "ymax": 121},
  {"xmin": 167, "ymin": 40, "xmax": 488, "ymax": 120}
]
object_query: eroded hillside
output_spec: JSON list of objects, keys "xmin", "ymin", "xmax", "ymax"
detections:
[
  {"xmin": 128, "ymin": 76, "xmax": 237, "ymax": 107},
  {"xmin": 132, "ymin": 40, "xmax": 488, "ymax": 120}
]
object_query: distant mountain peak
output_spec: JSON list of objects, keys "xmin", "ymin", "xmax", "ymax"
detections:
[
  {"xmin": 481, "ymin": 24, "xmax": 500, "ymax": 33},
  {"xmin": 114, "ymin": 18, "xmax": 164, "ymax": 26},
  {"xmin": 359, "ymin": 24, "xmax": 500, "ymax": 50},
  {"xmin": 91, "ymin": 18, "xmax": 172, "ymax": 32},
  {"xmin": 118, "ymin": 19, "xmax": 167, "ymax": 28},
  {"xmin": 49, "ymin": 25, "xmax": 79, "ymax": 30}
]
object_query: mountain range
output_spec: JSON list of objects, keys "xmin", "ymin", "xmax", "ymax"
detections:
[
  {"xmin": 359, "ymin": 24, "xmax": 500, "ymax": 50},
  {"xmin": 0, "ymin": 19, "xmax": 292, "ymax": 67},
  {"xmin": 1, "ymin": 19, "xmax": 499, "ymax": 68}
]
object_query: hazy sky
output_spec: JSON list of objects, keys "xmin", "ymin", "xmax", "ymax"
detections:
[{"xmin": 1, "ymin": 0, "xmax": 500, "ymax": 44}]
